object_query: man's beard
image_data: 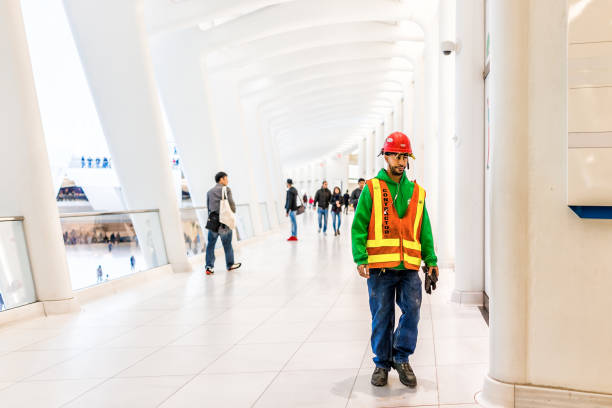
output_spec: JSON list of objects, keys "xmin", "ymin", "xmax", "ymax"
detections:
[{"xmin": 390, "ymin": 166, "xmax": 405, "ymax": 176}]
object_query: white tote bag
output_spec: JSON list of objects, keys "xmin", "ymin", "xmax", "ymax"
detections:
[{"xmin": 219, "ymin": 186, "xmax": 236, "ymax": 230}]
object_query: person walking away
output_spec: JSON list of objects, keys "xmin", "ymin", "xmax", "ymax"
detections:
[
  {"xmin": 205, "ymin": 171, "xmax": 242, "ymax": 275},
  {"xmin": 130, "ymin": 255, "xmax": 136, "ymax": 271},
  {"xmin": 309, "ymin": 196, "xmax": 314, "ymax": 209},
  {"xmin": 343, "ymin": 190, "xmax": 350, "ymax": 214},
  {"xmin": 96, "ymin": 265, "xmax": 103, "ymax": 283},
  {"xmin": 313, "ymin": 181, "xmax": 332, "ymax": 235},
  {"xmin": 285, "ymin": 179, "xmax": 299, "ymax": 241},
  {"xmin": 351, "ymin": 132, "xmax": 439, "ymax": 388},
  {"xmin": 350, "ymin": 178, "xmax": 366, "ymax": 211},
  {"xmin": 331, "ymin": 186, "xmax": 343, "ymax": 236},
  {"xmin": 302, "ymin": 193, "xmax": 308, "ymax": 208}
]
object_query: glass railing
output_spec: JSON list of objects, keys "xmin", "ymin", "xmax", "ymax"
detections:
[
  {"xmin": 235, "ymin": 204, "xmax": 254, "ymax": 241},
  {"xmin": 59, "ymin": 210, "xmax": 168, "ymax": 290},
  {"xmin": 179, "ymin": 206, "xmax": 216, "ymax": 257},
  {"xmin": 0, "ymin": 217, "xmax": 37, "ymax": 312},
  {"xmin": 259, "ymin": 202, "xmax": 271, "ymax": 232}
]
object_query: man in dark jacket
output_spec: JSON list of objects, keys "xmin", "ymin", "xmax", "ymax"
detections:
[
  {"xmin": 343, "ymin": 190, "xmax": 350, "ymax": 214},
  {"xmin": 285, "ymin": 179, "xmax": 299, "ymax": 241},
  {"xmin": 350, "ymin": 178, "xmax": 366, "ymax": 210},
  {"xmin": 313, "ymin": 180, "xmax": 332, "ymax": 234}
]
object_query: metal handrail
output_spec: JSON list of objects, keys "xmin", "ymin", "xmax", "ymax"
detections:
[
  {"xmin": 59, "ymin": 209, "xmax": 160, "ymax": 218},
  {"xmin": 180, "ymin": 206, "xmax": 207, "ymax": 211},
  {"xmin": 0, "ymin": 216, "xmax": 25, "ymax": 222}
]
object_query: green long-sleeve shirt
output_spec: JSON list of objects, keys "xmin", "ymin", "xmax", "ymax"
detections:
[{"xmin": 351, "ymin": 169, "xmax": 437, "ymax": 268}]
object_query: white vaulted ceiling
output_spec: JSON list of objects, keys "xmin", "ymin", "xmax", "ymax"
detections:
[{"xmin": 145, "ymin": 0, "xmax": 437, "ymax": 165}]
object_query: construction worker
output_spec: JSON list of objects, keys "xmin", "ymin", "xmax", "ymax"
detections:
[{"xmin": 351, "ymin": 131, "xmax": 439, "ymax": 388}]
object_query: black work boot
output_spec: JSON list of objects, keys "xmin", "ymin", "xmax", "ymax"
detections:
[
  {"xmin": 370, "ymin": 367, "xmax": 389, "ymax": 386},
  {"xmin": 392, "ymin": 361, "xmax": 417, "ymax": 387}
]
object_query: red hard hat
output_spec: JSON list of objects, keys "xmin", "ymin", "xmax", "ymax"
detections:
[{"xmin": 381, "ymin": 132, "xmax": 415, "ymax": 158}]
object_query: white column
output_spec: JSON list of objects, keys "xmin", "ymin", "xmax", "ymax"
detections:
[
  {"xmin": 366, "ymin": 131, "xmax": 376, "ymax": 178},
  {"xmin": 395, "ymin": 99, "xmax": 404, "ymax": 132},
  {"xmin": 0, "ymin": 0, "xmax": 78, "ymax": 314},
  {"xmin": 376, "ymin": 122, "xmax": 385, "ymax": 171},
  {"xmin": 63, "ymin": 0, "xmax": 190, "ymax": 272},
  {"xmin": 424, "ymin": 24, "xmax": 440, "ymax": 242},
  {"xmin": 358, "ymin": 137, "xmax": 367, "ymax": 179},
  {"xmin": 412, "ymin": 61, "xmax": 426, "ymax": 183},
  {"xmin": 478, "ymin": 0, "xmax": 529, "ymax": 405},
  {"xmin": 452, "ymin": 0, "xmax": 485, "ymax": 305},
  {"xmin": 437, "ymin": 0, "xmax": 456, "ymax": 267}
]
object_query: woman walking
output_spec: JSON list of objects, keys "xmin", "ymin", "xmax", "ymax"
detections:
[{"xmin": 331, "ymin": 186, "xmax": 343, "ymax": 236}]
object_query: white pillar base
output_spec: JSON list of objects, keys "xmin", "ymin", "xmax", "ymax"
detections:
[
  {"xmin": 451, "ymin": 289, "xmax": 484, "ymax": 305},
  {"xmin": 171, "ymin": 261, "xmax": 194, "ymax": 273},
  {"xmin": 41, "ymin": 298, "xmax": 81, "ymax": 315},
  {"xmin": 476, "ymin": 374, "xmax": 612, "ymax": 407},
  {"xmin": 476, "ymin": 375, "xmax": 515, "ymax": 407}
]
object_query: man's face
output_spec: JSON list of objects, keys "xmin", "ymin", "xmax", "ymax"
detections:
[
  {"xmin": 384, "ymin": 152, "xmax": 409, "ymax": 176},
  {"xmin": 220, "ymin": 176, "xmax": 228, "ymax": 186},
  {"xmin": 323, "ymin": 182, "xmax": 328, "ymax": 189},
  {"xmin": 358, "ymin": 181, "xmax": 365, "ymax": 189}
]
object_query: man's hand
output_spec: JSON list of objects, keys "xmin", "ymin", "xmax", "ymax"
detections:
[
  {"xmin": 428, "ymin": 266, "xmax": 439, "ymax": 278},
  {"xmin": 285, "ymin": 213, "xmax": 288, "ymax": 217},
  {"xmin": 357, "ymin": 264, "xmax": 370, "ymax": 279}
]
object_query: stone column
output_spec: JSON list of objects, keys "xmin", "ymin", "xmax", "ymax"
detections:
[{"xmin": 0, "ymin": 0, "xmax": 79, "ymax": 314}]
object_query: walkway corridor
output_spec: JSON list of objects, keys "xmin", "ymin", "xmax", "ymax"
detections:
[{"xmin": 0, "ymin": 213, "xmax": 487, "ymax": 407}]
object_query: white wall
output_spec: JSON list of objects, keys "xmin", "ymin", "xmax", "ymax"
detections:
[{"xmin": 523, "ymin": 0, "xmax": 612, "ymax": 393}]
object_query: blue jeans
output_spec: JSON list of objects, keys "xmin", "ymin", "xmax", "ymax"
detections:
[
  {"xmin": 317, "ymin": 208, "xmax": 328, "ymax": 232},
  {"xmin": 205, "ymin": 229, "xmax": 234, "ymax": 269},
  {"xmin": 332, "ymin": 211, "xmax": 341, "ymax": 232},
  {"xmin": 288, "ymin": 210, "xmax": 297, "ymax": 236},
  {"xmin": 367, "ymin": 269, "xmax": 422, "ymax": 370}
]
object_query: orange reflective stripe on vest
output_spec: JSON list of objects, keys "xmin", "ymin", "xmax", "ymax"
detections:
[{"xmin": 365, "ymin": 178, "xmax": 426, "ymax": 270}]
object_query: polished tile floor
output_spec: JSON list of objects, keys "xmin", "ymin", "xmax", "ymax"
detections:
[{"xmin": 0, "ymin": 212, "xmax": 488, "ymax": 407}]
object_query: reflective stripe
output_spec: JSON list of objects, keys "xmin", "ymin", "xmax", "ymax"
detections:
[
  {"xmin": 413, "ymin": 186, "xmax": 425, "ymax": 237},
  {"xmin": 368, "ymin": 253, "xmax": 402, "ymax": 263},
  {"xmin": 402, "ymin": 240, "xmax": 422, "ymax": 251},
  {"xmin": 367, "ymin": 238, "xmax": 401, "ymax": 248},
  {"xmin": 404, "ymin": 255, "xmax": 422, "ymax": 266},
  {"xmin": 371, "ymin": 179, "xmax": 383, "ymax": 240}
]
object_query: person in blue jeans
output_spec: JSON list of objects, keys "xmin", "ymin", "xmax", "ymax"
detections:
[
  {"xmin": 330, "ymin": 186, "xmax": 343, "ymax": 236},
  {"xmin": 313, "ymin": 180, "xmax": 331, "ymax": 235},
  {"xmin": 205, "ymin": 171, "xmax": 242, "ymax": 275},
  {"xmin": 285, "ymin": 178, "xmax": 298, "ymax": 241}
]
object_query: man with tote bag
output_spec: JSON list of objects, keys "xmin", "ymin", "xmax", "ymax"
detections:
[{"xmin": 204, "ymin": 171, "xmax": 242, "ymax": 275}]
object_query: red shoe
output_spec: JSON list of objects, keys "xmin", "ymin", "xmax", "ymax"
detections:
[
  {"xmin": 287, "ymin": 236, "xmax": 298, "ymax": 241},
  {"xmin": 205, "ymin": 267, "xmax": 214, "ymax": 275}
]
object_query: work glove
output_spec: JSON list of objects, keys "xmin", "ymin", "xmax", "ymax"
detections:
[{"xmin": 423, "ymin": 265, "xmax": 439, "ymax": 294}]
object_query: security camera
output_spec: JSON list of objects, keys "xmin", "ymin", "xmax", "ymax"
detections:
[{"xmin": 440, "ymin": 40, "xmax": 456, "ymax": 55}]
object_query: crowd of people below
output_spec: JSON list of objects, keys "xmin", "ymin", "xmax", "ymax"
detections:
[
  {"xmin": 62, "ymin": 229, "xmax": 137, "ymax": 247},
  {"xmin": 56, "ymin": 186, "xmax": 88, "ymax": 201},
  {"xmin": 81, "ymin": 156, "xmax": 111, "ymax": 169}
]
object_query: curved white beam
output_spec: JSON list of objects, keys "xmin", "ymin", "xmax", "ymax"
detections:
[
  {"xmin": 267, "ymin": 100, "xmax": 393, "ymax": 124},
  {"xmin": 260, "ymin": 88, "xmax": 404, "ymax": 114},
  {"xmin": 240, "ymin": 58, "xmax": 413, "ymax": 96},
  {"xmin": 271, "ymin": 110, "xmax": 387, "ymax": 131},
  {"xmin": 146, "ymin": 0, "xmax": 294, "ymax": 35},
  {"xmin": 207, "ymin": 21, "xmax": 424, "ymax": 70},
  {"xmin": 250, "ymin": 77, "xmax": 404, "ymax": 109},
  {"xmin": 221, "ymin": 42, "xmax": 420, "ymax": 82},
  {"xmin": 176, "ymin": 0, "xmax": 430, "ymax": 50}
]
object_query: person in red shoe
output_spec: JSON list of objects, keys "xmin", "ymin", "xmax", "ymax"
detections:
[{"xmin": 285, "ymin": 178, "xmax": 298, "ymax": 241}]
